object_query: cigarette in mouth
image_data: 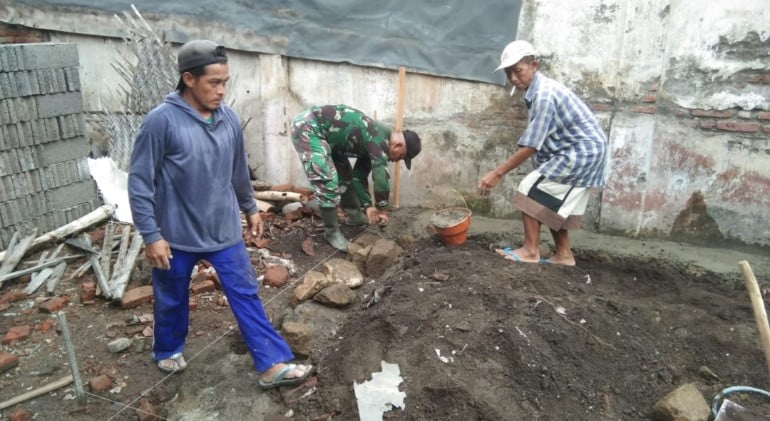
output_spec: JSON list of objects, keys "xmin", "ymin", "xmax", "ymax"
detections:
[{"xmin": 510, "ymin": 86, "xmax": 516, "ymax": 96}]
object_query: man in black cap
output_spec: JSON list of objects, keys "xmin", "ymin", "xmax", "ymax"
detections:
[
  {"xmin": 291, "ymin": 104, "xmax": 421, "ymax": 251},
  {"xmin": 129, "ymin": 40, "xmax": 313, "ymax": 389}
]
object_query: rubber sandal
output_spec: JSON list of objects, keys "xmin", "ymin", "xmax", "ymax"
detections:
[
  {"xmin": 258, "ymin": 363, "xmax": 314, "ymax": 390},
  {"xmin": 157, "ymin": 353, "xmax": 187, "ymax": 374}
]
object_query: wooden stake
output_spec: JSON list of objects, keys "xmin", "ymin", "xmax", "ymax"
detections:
[
  {"xmin": 0, "ymin": 375, "xmax": 73, "ymax": 410},
  {"xmin": 110, "ymin": 230, "xmax": 143, "ymax": 300},
  {"xmin": 739, "ymin": 260, "xmax": 770, "ymax": 376},
  {"xmin": 393, "ymin": 66, "xmax": 406, "ymax": 208}
]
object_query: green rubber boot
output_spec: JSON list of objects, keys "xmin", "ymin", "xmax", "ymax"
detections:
[
  {"xmin": 319, "ymin": 207, "xmax": 348, "ymax": 251},
  {"xmin": 340, "ymin": 189, "xmax": 367, "ymax": 226}
]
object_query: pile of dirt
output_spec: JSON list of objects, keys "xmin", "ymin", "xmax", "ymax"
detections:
[{"xmin": 1, "ymin": 208, "xmax": 768, "ymax": 420}]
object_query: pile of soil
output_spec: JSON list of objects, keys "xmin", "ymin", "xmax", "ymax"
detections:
[{"xmin": 0, "ymin": 208, "xmax": 768, "ymax": 420}]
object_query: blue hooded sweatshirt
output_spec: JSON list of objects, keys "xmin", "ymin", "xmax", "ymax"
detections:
[{"xmin": 128, "ymin": 92, "xmax": 257, "ymax": 252}]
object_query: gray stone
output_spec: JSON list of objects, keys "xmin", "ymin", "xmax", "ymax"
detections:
[
  {"xmin": 107, "ymin": 337, "xmax": 132, "ymax": 353},
  {"xmin": 280, "ymin": 321, "xmax": 311, "ymax": 358},
  {"xmin": 313, "ymin": 284, "xmax": 356, "ymax": 307},
  {"xmin": 651, "ymin": 383, "xmax": 709, "ymax": 421},
  {"xmin": 352, "ymin": 233, "xmax": 381, "ymax": 248},
  {"xmin": 347, "ymin": 242, "xmax": 371, "ymax": 274},
  {"xmin": 366, "ymin": 238, "xmax": 403, "ymax": 279},
  {"xmin": 291, "ymin": 270, "xmax": 329, "ymax": 304},
  {"xmin": 320, "ymin": 257, "xmax": 363, "ymax": 288}
]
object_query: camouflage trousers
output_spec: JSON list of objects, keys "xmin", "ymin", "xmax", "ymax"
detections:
[{"xmin": 291, "ymin": 112, "xmax": 369, "ymax": 208}]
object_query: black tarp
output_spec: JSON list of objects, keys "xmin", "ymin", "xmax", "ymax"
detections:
[{"xmin": 4, "ymin": 0, "xmax": 521, "ymax": 84}]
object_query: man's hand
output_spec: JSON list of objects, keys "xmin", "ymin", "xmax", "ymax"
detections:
[
  {"xmin": 365, "ymin": 207, "xmax": 389, "ymax": 225},
  {"xmin": 145, "ymin": 239, "xmax": 172, "ymax": 270},
  {"xmin": 477, "ymin": 170, "xmax": 503, "ymax": 196},
  {"xmin": 245, "ymin": 212, "xmax": 264, "ymax": 244}
]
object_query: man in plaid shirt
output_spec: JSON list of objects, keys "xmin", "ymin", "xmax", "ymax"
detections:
[{"xmin": 478, "ymin": 40, "xmax": 608, "ymax": 266}]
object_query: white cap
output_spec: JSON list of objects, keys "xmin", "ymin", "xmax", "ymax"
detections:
[{"xmin": 495, "ymin": 40, "xmax": 536, "ymax": 71}]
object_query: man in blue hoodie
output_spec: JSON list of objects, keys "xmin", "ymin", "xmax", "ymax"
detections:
[{"xmin": 128, "ymin": 40, "xmax": 312, "ymax": 389}]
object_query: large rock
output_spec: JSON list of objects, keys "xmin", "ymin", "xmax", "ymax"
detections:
[
  {"xmin": 320, "ymin": 258, "xmax": 363, "ymax": 288},
  {"xmin": 281, "ymin": 321, "xmax": 312, "ymax": 358},
  {"xmin": 353, "ymin": 233, "xmax": 381, "ymax": 248},
  {"xmin": 347, "ymin": 242, "xmax": 372, "ymax": 274},
  {"xmin": 651, "ymin": 383, "xmax": 710, "ymax": 421},
  {"xmin": 366, "ymin": 238, "xmax": 403, "ymax": 279},
  {"xmin": 314, "ymin": 284, "xmax": 356, "ymax": 307},
  {"xmin": 291, "ymin": 301, "xmax": 347, "ymax": 338},
  {"xmin": 291, "ymin": 271, "xmax": 329, "ymax": 304}
]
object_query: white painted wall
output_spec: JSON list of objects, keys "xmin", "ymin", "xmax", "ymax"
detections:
[{"xmin": 33, "ymin": 0, "xmax": 770, "ymax": 246}]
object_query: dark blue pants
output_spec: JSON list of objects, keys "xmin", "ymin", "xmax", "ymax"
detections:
[{"xmin": 151, "ymin": 242, "xmax": 294, "ymax": 372}]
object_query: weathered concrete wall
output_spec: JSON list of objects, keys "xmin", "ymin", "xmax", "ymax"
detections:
[
  {"xmin": 2, "ymin": 0, "xmax": 768, "ymax": 247},
  {"xmin": 0, "ymin": 42, "xmax": 99, "ymax": 248}
]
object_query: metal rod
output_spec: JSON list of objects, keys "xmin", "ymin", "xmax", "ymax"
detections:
[{"xmin": 57, "ymin": 311, "xmax": 85, "ymax": 405}]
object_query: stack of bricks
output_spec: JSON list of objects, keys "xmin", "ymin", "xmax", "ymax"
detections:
[{"xmin": 0, "ymin": 43, "xmax": 99, "ymax": 249}]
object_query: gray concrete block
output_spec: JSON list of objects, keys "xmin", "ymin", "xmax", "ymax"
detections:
[
  {"xmin": 0, "ymin": 204, "xmax": 9, "ymax": 229},
  {"xmin": 2, "ymin": 47, "xmax": 21, "ymax": 72},
  {"xmin": 0, "ymin": 126, "xmax": 7, "ymax": 151},
  {"xmin": 64, "ymin": 67, "xmax": 81, "ymax": 91},
  {"xmin": 45, "ymin": 180, "xmax": 97, "ymax": 212},
  {"xmin": 35, "ymin": 69, "xmax": 52, "ymax": 94},
  {"xmin": 44, "ymin": 117, "xmax": 61, "ymax": 142},
  {"xmin": 19, "ymin": 43, "xmax": 78, "ymax": 70},
  {"xmin": 76, "ymin": 158, "xmax": 91, "ymax": 180},
  {"xmin": 54, "ymin": 69, "xmax": 68, "ymax": 93},
  {"xmin": 35, "ymin": 92, "xmax": 83, "ymax": 118},
  {"xmin": 72, "ymin": 114, "xmax": 85, "ymax": 136},
  {"xmin": 0, "ymin": 49, "xmax": 9, "ymax": 72},
  {"xmin": 37, "ymin": 136, "xmax": 89, "ymax": 167},
  {"xmin": 13, "ymin": 71, "xmax": 33, "ymax": 97},
  {"xmin": 29, "ymin": 169, "xmax": 42, "ymax": 192},
  {"xmin": 17, "ymin": 147, "xmax": 39, "ymax": 172},
  {"xmin": 0, "ymin": 176, "xmax": 9, "ymax": 201},
  {"xmin": 17, "ymin": 121, "xmax": 32, "ymax": 148},
  {"xmin": 0, "ymin": 72, "xmax": 19, "ymax": 98},
  {"xmin": 13, "ymin": 97, "xmax": 37, "ymax": 122},
  {"xmin": 26, "ymin": 71, "xmax": 40, "ymax": 96},
  {"xmin": 58, "ymin": 114, "xmax": 74, "ymax": 138},
  {"xmin": 0, "ymin": 99, "xmax": 13, "ymax": 124}
]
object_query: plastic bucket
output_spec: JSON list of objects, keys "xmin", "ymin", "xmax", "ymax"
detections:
[{"xmin": 431, "ymin": 207, "xmax": 472, "ymax": 246}]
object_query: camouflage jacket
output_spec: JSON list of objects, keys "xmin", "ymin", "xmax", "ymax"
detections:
[{"xmin": 309, "ymin": 104, "xmax": 391, "ymax": 208}]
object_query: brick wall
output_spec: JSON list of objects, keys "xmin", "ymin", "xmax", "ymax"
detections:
[{"xmin": 0, "ymin": 43, "xmax": 99, "ymax": 249}]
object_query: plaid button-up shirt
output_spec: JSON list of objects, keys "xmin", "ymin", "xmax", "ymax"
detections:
[{"xmin": 518, "ymin": 71, "xmax": 608, "ymax": 188}]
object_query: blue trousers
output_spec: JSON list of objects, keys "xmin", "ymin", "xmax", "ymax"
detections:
[{"xmin": 151, "ymin": 242, "xmax": 294, "ymax": 372}]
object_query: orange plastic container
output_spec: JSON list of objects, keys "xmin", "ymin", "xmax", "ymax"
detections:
[{"xmin": 431, "ymin": 207, "xmax": 472, "ymax": 246}]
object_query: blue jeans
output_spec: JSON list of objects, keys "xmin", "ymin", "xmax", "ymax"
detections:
[{"xmin": 151, "ymin": 242, "xmax": 294, "ymax": 372}]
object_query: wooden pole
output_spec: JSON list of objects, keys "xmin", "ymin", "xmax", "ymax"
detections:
[
  {"xmin": 393, "ymin": 66, "xmax": 406, "ymax": 208},
  {"xmin": 0, "ymin": 375, "xmax": 73, "ymax": 409},
  {"xmin": 739, "ymin": 260, "xmax": 770, "ymax": 376}
]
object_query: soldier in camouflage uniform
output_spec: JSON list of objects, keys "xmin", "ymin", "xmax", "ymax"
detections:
[{"xmin": 291, "ymin": 104, "xmax": 421, "ymax": 251}]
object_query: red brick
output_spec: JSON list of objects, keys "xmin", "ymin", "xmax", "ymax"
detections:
[
  {"xmin": 743, "ymin": 73, "xmax": 762, "ymax": 83},
  {"xmin": 38, "ymin": 296, "xmax": 70, "ymax": 313},
  {"xmin": 763, "ymin": 74, "xmax": 770, "ymax": 84},
  {"xmin": 264, "ymin": 265, "xmax": 289, "ymax": 287},
  {"xmin": 590, "ymin": 103, "xmax": 613, "ymax": 112},
  {"xmin": 2, "ymin": 325, "xmax": 31, "ymax": 344},
  {"xmin": 189, "ymin": 297, "xmax": 198, "ymax": 311},
  {"xmin": 716, "ymin": 121, "xmax": 760, "ymax": 133},
  {"xmin": 137, "ymin": 398, "xmax": 159, "ymax": 421},
  {"xmin": 691, "ymin": 109, "xmax": 734, "ymax": 118},
  {"xmin": 0, "ymin": 302, "xmax": 8, "ymax": 311},
  {"xmin": 699, "ymin": 120, "xmax": 715, "ymax": 129},
  {"xmin": 0, "ymin": 291, "xmax": 26, "ymax": 305},
  {"xmin": 80, "ymin": 280, "xmax": 96, "ymax": 302},
  {"xmin": 640, "ymin": 95, "xmax": 656, "ymax": 103},
  {"xmin": 0, "ymin": 351, "xmax": 19, "ymax": 373},
  {"xmin": 35, "ymin": 318, "xmax": 55, "ymax": 333},
  {"xmin": 9, "ymin": 407, "xmax": 32, "ymax": 421},
  {"xmin": 673, "ymin": 108, "xmax": 691, "ymax": 117},
  {"xmin": 191, "ymin": 279, "xmax": 216, "ymax": 295},
  {"xmin": 758, "ymin": 112, "xmax": 770, "ymax": 120},
  {"xmin": 631, "ymin": 105, "xmax": 656, "ymax": 114},
  {"xmin": 121, "ymin": 286, "xmax": 154, "ymax": 309},
  {"xmin": 89, "ymin": 374, "xmax": 112, "ymax": 393}
]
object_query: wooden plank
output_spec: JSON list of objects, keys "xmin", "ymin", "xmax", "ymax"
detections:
[
  {"xmin": 110, "ymin": 225, "xmax": 132, "ymax": 283},
  {"xmin": 0, "ymin": 375, "xmax": 73, "ymax": 410},
  {"xmin": 0, "ymin": 204, "xmax": 114, "ymax": 263},
  {"xmin": 0, "ymin": 256, "xmax": 77, "ymax": 286},
  {"xmin": 45, "ymin": 262, "xmax": 67, "ymax": 295},
  {"xmin": 110, "ymin": 230, "xmax": 144, "ymax": 300},
  {"xmin": 0, "ymin": 229, "xmax": 38, "ymax": 277},
  {"xmin": 100, "ymin": 221, "xmax": 114, "ymax": 282}
]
